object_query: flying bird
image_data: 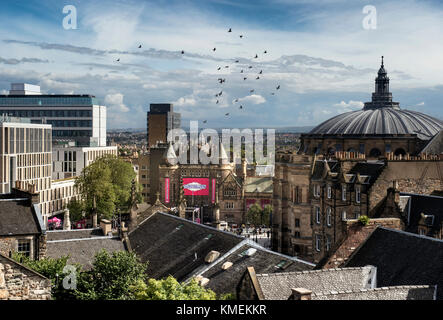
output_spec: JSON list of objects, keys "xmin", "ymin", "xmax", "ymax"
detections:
[
  {"xmin": 234, "ymin": 99, "xmax": 239, "ymax": 102},
  {"xmin": 240, "ymin": 70, "xmax": 244, "ymax": 73},
  {"xmin": 216, "ymin": 100, "xmax": 219, "ymax": 104},
  {"xmin": 228, "ymin": 28, "xmax": 232, "ymax": 32},
  {"xmin": 203, "ymin": 120, "xmax": 207, "ymax": 123},
  {"xmin": 256, "ymin": 76, "xmax": 260, "ymax": 80},
  {"xmin": 254, "ymin": 54, "xmax": 258, "ymax": 58},
  {"xmin": 271, "ymin": 92, "xmax": 275, "ymax": 95},
  {"xmin": 259, "ymin": 70, "xmax": 263, "ymax": 74},
  {"xmin": 264, "ymin": 50, "xmax": 267, "ymax": 54},
  {"xmin": 225, "ymin": 113, "xmax": 230, "ymax": 116},
  {"xmin": 239, "ymin": 35, "xmax": 243, "ymax": 38},
  {"xmin": 276, "ymin": 85, "xmax": 280, "ymax": 90},
  {"xmin": 138, "ymin": 45, "xmax": 142, "ymax": 48},
  {"xmin": 243, "ymin": 77, "xmax": 247, "ymax": 80},
  {"xmin": 181, "ymin": 50, "xmax": 184, "ymax": 54},
  {"xmin": 116, "ymin": 58, "xmax": 120, "ymax": 62},
  {"xmin": 225, "ymin": 66, "xmax": 229, "ymax": 68},
  {"xmin": 217, "ymin": 67, "xmax": 221, "ymax": 70},
  {"xmin": 239, "ymin": 105, "xmax": 243, "ymax": 109},
  {"xmin": 250, "ymin": 89, "xmax": 255, "ymax": 93},
  {"xmin": 248, "ymin": 66, "xmax": 252, "ymax": 69},
  {"xmin": 219, "ymin": 91, "xmax": 223, "ymax": 96},
  {"xmin": 235, "ymin": 60, "xmax": 239, "ymax": 63},
  {"xmin": 213, "ymin": 47, "xmax": 216, "ymax": 51}
]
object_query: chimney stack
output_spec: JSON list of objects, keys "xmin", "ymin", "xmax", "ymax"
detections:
[{"xmin": 290, "ymin": 288, "xmax": 312, "ymax": 300}]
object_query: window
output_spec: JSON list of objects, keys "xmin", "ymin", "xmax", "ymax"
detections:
[
  {"xmin": 356, "ymin": 186, "xmax": 361, "ymax": 203},
  {"xmin": 326, "ymin": 236, "xmax": 331, "ymax": 251},
  {"xmin": 294, "ymin": 232, "xmax": 301, "ymax": 238},
  {"xmin": 313, "ymin": 184, "xmax": 320, "ymax": 197},
  {"xmin": 18, "ymin": 239, "xmax": 31, "ymax": 257},
  {"xmin": 342, "ymin": 211, "xmax": 347, "ymax": 221},
  {"xmin": 326, "ymin": 207, "xmax": 332, "ymax": 227},
  {"xmin": 327, "ymin": 185, "xmax": 332, "ymax": 199},
  {"xmin": 225, "ymin": 202, "xmax": 235, "ymax": 209},
  {"xmin": 315, "ymin": 235, "xmax": 321, "ymax": 252},
  {"xmin": 419, "ymin": 228, "xmax": 426, "ymax": 236},
  {"xmin": 315, "ymin": 207, "xmax": 321, "ymax": 224},
  {"xmin": 342, "ymin": 185, "xmax": 347, "ymax": 201},
  {"xmin": 295, "ymin": 219, "xmax": 300, "ymax": 228}
]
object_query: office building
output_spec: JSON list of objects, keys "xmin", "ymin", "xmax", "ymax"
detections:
[
  {"xmin": 0, "ymin": 83, "xmax": 106, "ymax": 147},
  {"xmin": 147, "ymin": 103, "xmax": 181, "ymax": 148}
]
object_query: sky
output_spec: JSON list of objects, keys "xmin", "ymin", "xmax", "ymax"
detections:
[{"xmin": 0, "ymin": 0, "xmax": 443, "ymax": 129}]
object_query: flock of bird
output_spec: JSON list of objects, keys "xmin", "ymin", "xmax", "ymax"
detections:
[{"xmin": 115, "ymin": 27, "xmax": 281, "ymax": 123}]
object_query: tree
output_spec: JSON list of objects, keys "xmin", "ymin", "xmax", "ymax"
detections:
[
  {"xmin": 74, "ymin": 250, "xmax": 148, "ymax": 300},
  {"xmin": 131, "ymin": 276, "xmax": 218, "ymax": 300},
  {"xmin": 246, "ymin": 203, "xmax": 262, "ymax": 226},
  {"xmin": 74, "ymin": 155, "xmax": 138, "ymax": 220},
  {"xmin": 67, "ymin": 198, "xmax": 86, "ymax": 222},
  {"xmin": 262, "ymin": 204, "xmax": 272, "ymax": 226}
]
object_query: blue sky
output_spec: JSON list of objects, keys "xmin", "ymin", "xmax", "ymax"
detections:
[{"xmin": 1, "ymin": 0, "xmax": 443, "ymax": 129}]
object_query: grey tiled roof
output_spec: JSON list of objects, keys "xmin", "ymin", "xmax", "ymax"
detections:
[
  {"xmin": 345, "ymin": 227, "xmax": 443, "ymax": 299},
  {"xmin": 46, "ymin": 236, "xmax": 126, "ymax": 270},
  {"xmin": 128, "ymin": 212, "xmax": 244, "ymax": 281},
  {"xmin": 256, "ymin": 266, "xmax": 375, "ymax": 300},
  {"xmin": 309, "ymin": 108, "xmax": 443, "ymax": 140},
  {"xmin": 46, "ymin": 228, "xmax": 104, "ymax": 241},
  {"xmin": 196, "ymin": 242, "xmax": 314, "ymax": 295},
  {"xmin": 311, "ymin": 285, "xmax": 436, "ymax": 300},
  {"xmin": 0, "ymin": 199, "xmax": 41, "ymax": 236}
]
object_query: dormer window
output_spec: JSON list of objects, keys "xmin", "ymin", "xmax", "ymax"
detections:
[
  {"xmin": 356, "ymin": 186, "xmax": 361, "ymax": 203},
  {"xmin": 313, "ymin": 184, "xmax": 320, "ymax": 197},
  {"xmin": 342, "ymin": 185, "xmax": 347, "ymax": 201}
]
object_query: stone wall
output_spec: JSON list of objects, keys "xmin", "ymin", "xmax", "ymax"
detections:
[
  {"xmin": 0, "ymin": 254, "xmax": 51, "ymax": 300},
  {"xmin": 322, "ymin": 218, "xmax": 402, "ymax": 269}
]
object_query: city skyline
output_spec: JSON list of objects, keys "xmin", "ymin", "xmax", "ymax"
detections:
[{"xmin": 1, "ymin": 0, "xmax": 443, "ymax": 129}]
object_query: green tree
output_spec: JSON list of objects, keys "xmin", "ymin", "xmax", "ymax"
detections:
[
  {"xmin": 131, "ymin": 276, "xmax": 218, "ymax": 300},
  {"xmin": 74, "ymin": 155, "xmax": 138, "ymax": 219},
  {"xmin": 67, "ymin": 198, "xmax": 87, "ymax": 222},
  {"xmin": 262, "ymin": 204, "xmax": 272, "ymax": 226},
  {"xmin": 74, "ymin": 250, "xmax": 148, "ymax": 300},
  {"xmin": 246, "ymin": 203, "xmax": 263, "ymax": 226}
]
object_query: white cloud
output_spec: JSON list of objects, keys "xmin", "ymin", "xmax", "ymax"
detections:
[
  {"xmin": 104, "ymin": 93, "xmax": 130, "ymax": 113},
  {"xmin": 237, "ymin": 94, "xmax": 266, "ymax": 105},
  {"xmin": 333, "ymin": 100, "xmax": 364, "ymax": 109}
]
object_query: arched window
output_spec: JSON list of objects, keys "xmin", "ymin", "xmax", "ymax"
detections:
[{"xmin": 369, "ymin": 148, "xmax": 382, "ymax": 157}]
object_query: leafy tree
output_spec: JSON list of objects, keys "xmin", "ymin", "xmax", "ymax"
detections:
[
  {"xmin": 74, "ymin": 250, "xmax": 148, "ymax": 300},
  {"xmin": 262, "ymin": 204, "xmax": 272, "ymax": 226},
  {"xmin": 67, "ymin": 199, "xmax": 87, "ymax": 222},
  {"xmin": 131, "ymin": 276, "xmax": 218, "ymax": 300},
  {"xmin": 246, "ymin": 203, "xmax": 263, "ymax": 226},
  {"xmin": 74, "ymin": 155, "xmax": 138, "ymax": 219}
]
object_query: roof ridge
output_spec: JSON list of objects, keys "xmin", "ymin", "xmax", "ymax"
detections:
[
  {"xmin": 256, "ymin": 266, "xmax": 372, "ymax": 278},
  {"xmin": 312, "ymin": 284, "xmax": 436, "ymax": 297},
  {"xmin": 377, "ymin": 226, "xmax": 443, "ymax": 244}
]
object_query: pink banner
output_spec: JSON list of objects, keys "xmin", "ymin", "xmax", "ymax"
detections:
[
  {"xmin": 183, "ymin": 178, "xmax": 209, "ymax": 196},
  {"xmin": 165, "ymin": 178, "xmax": 170, "ymax": 203},
  {"xmin": 211, "ymin": 179, "xmax": 216, "ymax": 203}
]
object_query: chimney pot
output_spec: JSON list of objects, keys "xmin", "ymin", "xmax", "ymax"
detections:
[{"xmin": 291, "ymin": 288, "xmax": 312, "ymax": 300}]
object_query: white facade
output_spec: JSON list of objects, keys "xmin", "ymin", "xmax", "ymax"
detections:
[{"xmin": 52, "ymin": 145, "xmax": 118, "ymax": 180}]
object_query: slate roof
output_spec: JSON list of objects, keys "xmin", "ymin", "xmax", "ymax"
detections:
[
  {"xmin": 311, "ymin": 160, "xmax": 339, "ymax": 180},
  {"xmin": 400, "ymin": 193, "xmax": 443, "ymax": 237},
  {"xmin": 46, "ymin": 234, "xmax": 126, "ymax": 270},
  {"xmin": 127, "ymin": 212, "xmax": 244, "ymax": 281},
  {"xmin": 345, "ymin": 227, "xmax": 443, "ymax": 299},
  {"xmin": 255, "ymin": 266, "xmax": 376, "ymax": 300},
  {"xmin": 348, "ymin": 161, "xmax": 385, "ymax": 186},
  {"xmin": 311, "ymin": 285, "xmax": 436, "ymax": 300},
  {"xmin": 244, "ymin": 177, "xmax": 273, "ymax": 194},
  {"xmin": 46, "ymin": 228, "xmax": 104, "ymax": 241},
  {"xmin": 194, "ymin": 242, "xmax": 314, "ymax": 295},
  {"xmin": 0, "ymin": 199, "xmax": 42, "ymax": 236},
  {"xmin": 420, "ymin": 129, "xmax": 443, "ymax": 154}
]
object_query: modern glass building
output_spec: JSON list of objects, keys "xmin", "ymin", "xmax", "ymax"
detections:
[{"xmin": 0, "ymin": 83, "xmax": 106, "ymax": 147}]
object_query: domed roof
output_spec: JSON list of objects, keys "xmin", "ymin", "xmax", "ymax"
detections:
[
  {"xmin": 309, "ymin": 57, "xmax": 443, "ymax": 140},
  {"xmin": 309, "ymin": 108, "xmax": 443, "ymax": 140}
]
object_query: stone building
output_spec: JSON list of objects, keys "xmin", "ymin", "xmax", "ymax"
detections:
[
  {"xmin": 300, "ymin": 58, "xmax": 443, "ymax": 157},
  {"xmin": 0, "ymin": 253, "xmax": 51, "ymax": 300},
  {"xmin": 0, "ymin": 188, "xmax": 46, "ymax": 260},
  {"xmin": 272, "ymin": 59, "xmax": 443, "ymax": 263}
]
